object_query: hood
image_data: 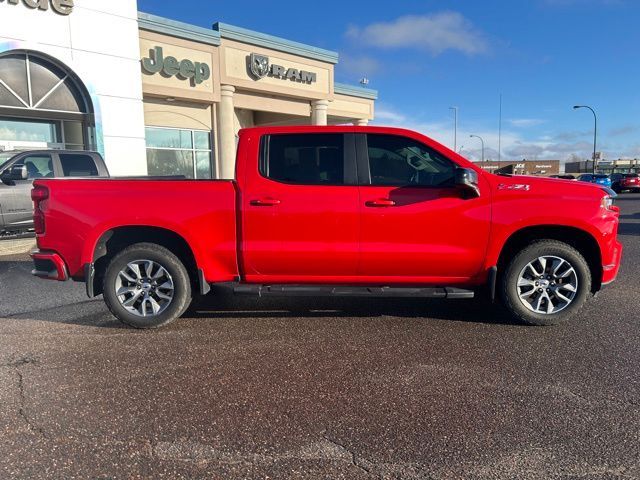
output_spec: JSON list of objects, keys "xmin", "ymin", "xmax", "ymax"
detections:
[{"xmin": 486, "ymin": 173, "xmax": 614, "ymax": 199}]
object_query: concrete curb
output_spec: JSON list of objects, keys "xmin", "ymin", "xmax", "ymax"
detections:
[{"xmin": 0, "ymin": 238, "xmax": 36, "ymax": 257}]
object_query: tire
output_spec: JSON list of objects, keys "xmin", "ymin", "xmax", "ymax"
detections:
[
  {"xmin": 103, "ymin": 243, "xmax": 192, "ymax": 329},
  {"xmin": 500, "ymin": 240, "xmax": 591, "ymax": 326}
]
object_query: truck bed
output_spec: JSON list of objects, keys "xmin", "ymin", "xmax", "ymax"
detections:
[{"xmin": 34, "ymin": 178, "xmax": 239, "ymax": 282}]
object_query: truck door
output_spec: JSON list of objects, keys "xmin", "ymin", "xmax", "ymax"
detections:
[
  {"xmin": 0, "ymin": 154, "xmax": 53, "ymax": 231},
  {"xmin": 241, "ymin": 133, "xmax": 360, "ymax": 282},
  {"xmin": 357, "ymin": 133, "xmax": 491, "ymax": 281}
]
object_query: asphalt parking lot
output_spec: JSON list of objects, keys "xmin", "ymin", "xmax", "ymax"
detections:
[{"xmin": 1, "ymin": 195, "xmax": 639, "ymax": 479}]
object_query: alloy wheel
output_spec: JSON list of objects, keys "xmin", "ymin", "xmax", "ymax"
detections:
[
  {"xmin": 516, "ymin": 255, "xmax": 578, "ymax": 315},
  {"xmin": 114, "ymin": 260, "xmax": 175, "ymax": 317}
]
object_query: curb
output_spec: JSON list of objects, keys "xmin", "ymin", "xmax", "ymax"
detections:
[{"xmin": 0, "ymin": 238, "xmax": 36, "ymax": 257}]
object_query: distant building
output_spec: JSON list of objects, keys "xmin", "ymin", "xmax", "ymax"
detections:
[
  {"xmin": 566, "ymin": 159, "xmax": 640, "ymax": 174},
  {"xmin": 475, "ymin": 160, "xmax": 561, "ymax": 176}
]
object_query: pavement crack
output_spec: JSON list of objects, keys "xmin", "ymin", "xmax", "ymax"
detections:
[
  {"xmin": 322, "ymin": 434, "xmax": 375, "ymax": 477},
  {"xmin": 7, "ymin": 355, "xmax": 47, "ymax": 439}
]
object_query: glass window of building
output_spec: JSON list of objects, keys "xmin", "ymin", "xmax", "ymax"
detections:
[{"xmin": 145, "ymin": 127, "xmax": 213, "ymax": 179}]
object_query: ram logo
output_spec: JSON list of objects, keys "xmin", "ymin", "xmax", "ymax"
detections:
[{"xmin": 249, "ymin": 53, "xmax": 270, "ymax": 79}]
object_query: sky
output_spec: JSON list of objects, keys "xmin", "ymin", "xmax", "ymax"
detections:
[{"xmin": 137, "ymin": 0, "xmax": 640, "ymax": 162}]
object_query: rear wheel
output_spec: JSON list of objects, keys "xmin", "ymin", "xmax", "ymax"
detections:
[
  {"xmin": 103, "ymin": 243, "xmax": 192, "ymax": 328},
  {"xmin": 500, "ymin": 240, "xmax": 591, "ymax": 326}
]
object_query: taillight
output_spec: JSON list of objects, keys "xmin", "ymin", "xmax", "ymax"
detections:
[{"xmin": 31, "ymin": 185, "xmax": 49, "ymax": 234}]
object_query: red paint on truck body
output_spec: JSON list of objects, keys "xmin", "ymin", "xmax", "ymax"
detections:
[{"xmin": 32, "ymin": 125, "xmax": 622, "ymax": 291}]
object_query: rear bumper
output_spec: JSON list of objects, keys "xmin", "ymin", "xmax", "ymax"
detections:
[
  {"xmin": 30, "ymin": 250, "xmax": 69, "ymax": 281},
  {"xmin": 601, "ymin": 240, "xmax": 623, "ymax": 285}
]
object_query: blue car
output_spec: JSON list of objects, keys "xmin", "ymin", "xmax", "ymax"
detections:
[{"xmin": 577, "ymin": 174, "xmax": 612, "ymax": 188}]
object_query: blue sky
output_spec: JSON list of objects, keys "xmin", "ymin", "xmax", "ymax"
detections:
[{"xmin": 137, "ymin": 0, "xmax": 640, "ymax": 161}]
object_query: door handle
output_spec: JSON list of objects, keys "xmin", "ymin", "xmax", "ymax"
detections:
[
  {"xmin": 250, "ymin": 198, "xmax": 281, "ymax": 207},
  {"xmin": 365, "ymin": 198, "xmax": 396, "ymax": 207}
]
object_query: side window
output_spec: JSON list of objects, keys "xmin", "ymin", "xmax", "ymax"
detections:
[
  {"xmin": 261, "ymin": 134, "xmax": 345, "ymax": 185},
  {"xmin": 22, "ymin": 155, "xmax": 53, "ymax": 179},
  {"xmin": 366, "ymin": 134, "xmax": 456, "ymax": 187},
  {"xmin": 59, "ymin": 154, "xmax": 99, "ymax": 177}
]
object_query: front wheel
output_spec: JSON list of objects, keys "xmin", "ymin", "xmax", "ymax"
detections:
[
  {"xmin": 103, "ymin": 243, "xmax": 192, "ymax": 328},
  {"xmin": 500, "ymin": 240, "xmax": 591, "ymax": 326}
]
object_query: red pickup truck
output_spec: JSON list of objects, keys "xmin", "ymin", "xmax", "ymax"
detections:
[{"xmin": 30, "ymin": 126, "xmax": 622, "ymax": 328}]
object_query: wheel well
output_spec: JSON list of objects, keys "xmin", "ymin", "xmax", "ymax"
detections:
[
  {"xmin": 497, "ymin": 226, "xmax": 602, "ymax": 292},
  {"xmin": 91, "ymin": 226, "xmax": 198, "ymax": 296}
]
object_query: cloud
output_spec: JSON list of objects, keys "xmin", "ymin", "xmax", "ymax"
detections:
[
  {"xmin": 505, "ymin": 143, "xmax": 546, "ymax": 157},
  {"xmin": 507, "ymin": 118, "xmax": 546, "ymax": 128},
  {"xmin": 346, "ymin": 12, "xmax": 489, "ymax": 56},
  {"xmin": 337, "ymin": 54, "xmax": 381, "ymax": 76},
  {"xmin": 375, "ymin": 107, "xmax": 408, "ymax": 123},
  {"xmin": 370, "ymin": 104, "xmax": 611, "ymax": 161},
  {"xmin": 609, "ymin": 125, "xmax": 639, "ymax": 137}
]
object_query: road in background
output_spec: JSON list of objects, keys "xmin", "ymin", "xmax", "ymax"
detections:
[{"xmin": 1, "ymin": 195, "xmax": 639, "ymax": 479}]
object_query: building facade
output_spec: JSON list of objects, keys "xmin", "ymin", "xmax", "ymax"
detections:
[
  {"xmin": 0, "ymin": 1, "xmax": 377, "ymax": 178},
  {"xmin": 476, "ymin": 160, "xmax": 561, "ymax": 176},
  {"xmin": 565, "ymin": 159, "xmax": 640, "ymax": 174}
]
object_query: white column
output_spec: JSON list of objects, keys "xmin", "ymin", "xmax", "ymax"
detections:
[
  {"xmin": 311, "ymin": 99, "xmax": 329, "ymax": 126},
  {"xmin": 355, "ymin": 119, "xmax": 369, "ymax": 126},
  {"xmin": 218, "ymin": 85, "xmax": 236, "ymax": 179}
]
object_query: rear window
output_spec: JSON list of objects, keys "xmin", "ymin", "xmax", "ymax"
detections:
[
  {"xmin": 59, "ymin": 153, "xmax": 99, "ymax": 177},
  {"xmin": 260, "ymin": 134, "xmax": 345, "ymax": 185},
  {"xmin": 594, "ymin": 174, "xmax": 608, "ymax": 178},
  {"xmin": 625, "ymin": 174, "xmax": 639, "ymax": 178}
]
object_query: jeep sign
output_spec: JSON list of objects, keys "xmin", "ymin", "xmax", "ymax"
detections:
[
  {"xmin": 142, "ymin": 47, "xmax": 211, "ymax": 87},
  {"xmin": 248, "ymin": 53, "xmax": 317, "ymax": 84},
  {"xmin": 0, "ymin": 0, "xmax": 74, "ymax": 15}
]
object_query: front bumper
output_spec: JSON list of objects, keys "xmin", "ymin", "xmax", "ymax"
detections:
[
  {"xmin": 601, "ymin": 240, "xmax": 623, "ymax": 285},
  {"xmin": 30, "ymin": 250, "xmax": 69, "ymax": 281}
]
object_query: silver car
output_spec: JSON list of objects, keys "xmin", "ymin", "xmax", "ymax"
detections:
[{"xmin": 0, "ymin": 150, "xmax": 109, "ymax": 234}]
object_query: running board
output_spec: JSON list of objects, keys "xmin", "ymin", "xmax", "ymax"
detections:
[{"xmin": 232, "ymin": 285, "xmax": 474, "ymax": 299}]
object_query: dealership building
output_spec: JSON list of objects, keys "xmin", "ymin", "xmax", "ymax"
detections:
[{"xmin": 0, "ymin": 0, "xmax": 377, "ymax": 178}]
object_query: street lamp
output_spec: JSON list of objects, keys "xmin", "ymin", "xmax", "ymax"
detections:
[
  {"xmin": 469, "ymin": 134, "xmax": 485, "ymax": 162},
  {"xmin": 573, "ymin": 105, "xmax": 597, "ymax": 174},
  {"xmin": 449, "ymin": 106, "xmax": 458, "ymax": 151}
]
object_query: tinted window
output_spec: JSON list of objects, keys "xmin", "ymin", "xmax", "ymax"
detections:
[
  {"xmin": 262, "ymin": 134, "xmax": 345, "ymax": 185},
  {"xmin": 22, "ymin": 155, "xmax": 53, "ymax": 179},
  {"xmin": 59, "ymin": 154, "xmax": 98, "ymax": 177},
  {"xmin": 366, "ymin": 134, "xmax": 455, "ymax": 187}
]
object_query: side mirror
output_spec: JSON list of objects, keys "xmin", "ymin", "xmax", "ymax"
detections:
[
  {"xmin": 1, "ymin": 164, "xmax": 28, "ymax": 181},
  {"xmin": 454, "ymin": 167, "xmax": 480, "ymax": 198},
  {"xmin": 12, "ymin": 164, "xmax": 28, "ymax": 180}
]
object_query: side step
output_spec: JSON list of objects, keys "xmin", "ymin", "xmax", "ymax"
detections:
[{"xmin": 232, "ymin": 285, "xmax": 474, "ymax": 299}]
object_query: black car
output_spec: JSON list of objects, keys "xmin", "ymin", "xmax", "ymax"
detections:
[{"xmin": 0, "ymin": 150, "xmax": 109, "ymax": 234}]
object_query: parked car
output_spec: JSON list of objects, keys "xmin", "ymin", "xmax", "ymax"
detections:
[
  {"xmin": 30, "ymin": 126, "xmax": 622, "ymax": 329},
  {"xmin": 610, "ymin": 173, "xmax": 640, "ymax": 193},
  {"xmin": 0, "ymin": 150, "xmax": 108, "ymax": 234},
  {"xmin": 577, "ymin": 173, "xmax": 612, "ymax": 188},
  {"xmin": 549, "ymin": 174, "xmax": 576, "ymax": 180}
]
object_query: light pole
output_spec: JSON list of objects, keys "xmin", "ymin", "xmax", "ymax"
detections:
[
  {"xmin": 449, "ymin": 106, "xmax": 458, "ymax": 151},
  {"xmin": 573, "ymin": 105, "xmax": 597, "ymax": 174},
  {"xmin": 469, "ymin": 134, "xmax": 485, "ymax": 162}
]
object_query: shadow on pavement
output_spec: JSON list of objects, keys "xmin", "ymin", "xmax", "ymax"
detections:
[
  {"xmin": 185, "ymin": 289, "xmax": 522, "ymax": 327},
  {"xmin": 618, "ymin": 222, "xmax": 640, "ymax": 236}
]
